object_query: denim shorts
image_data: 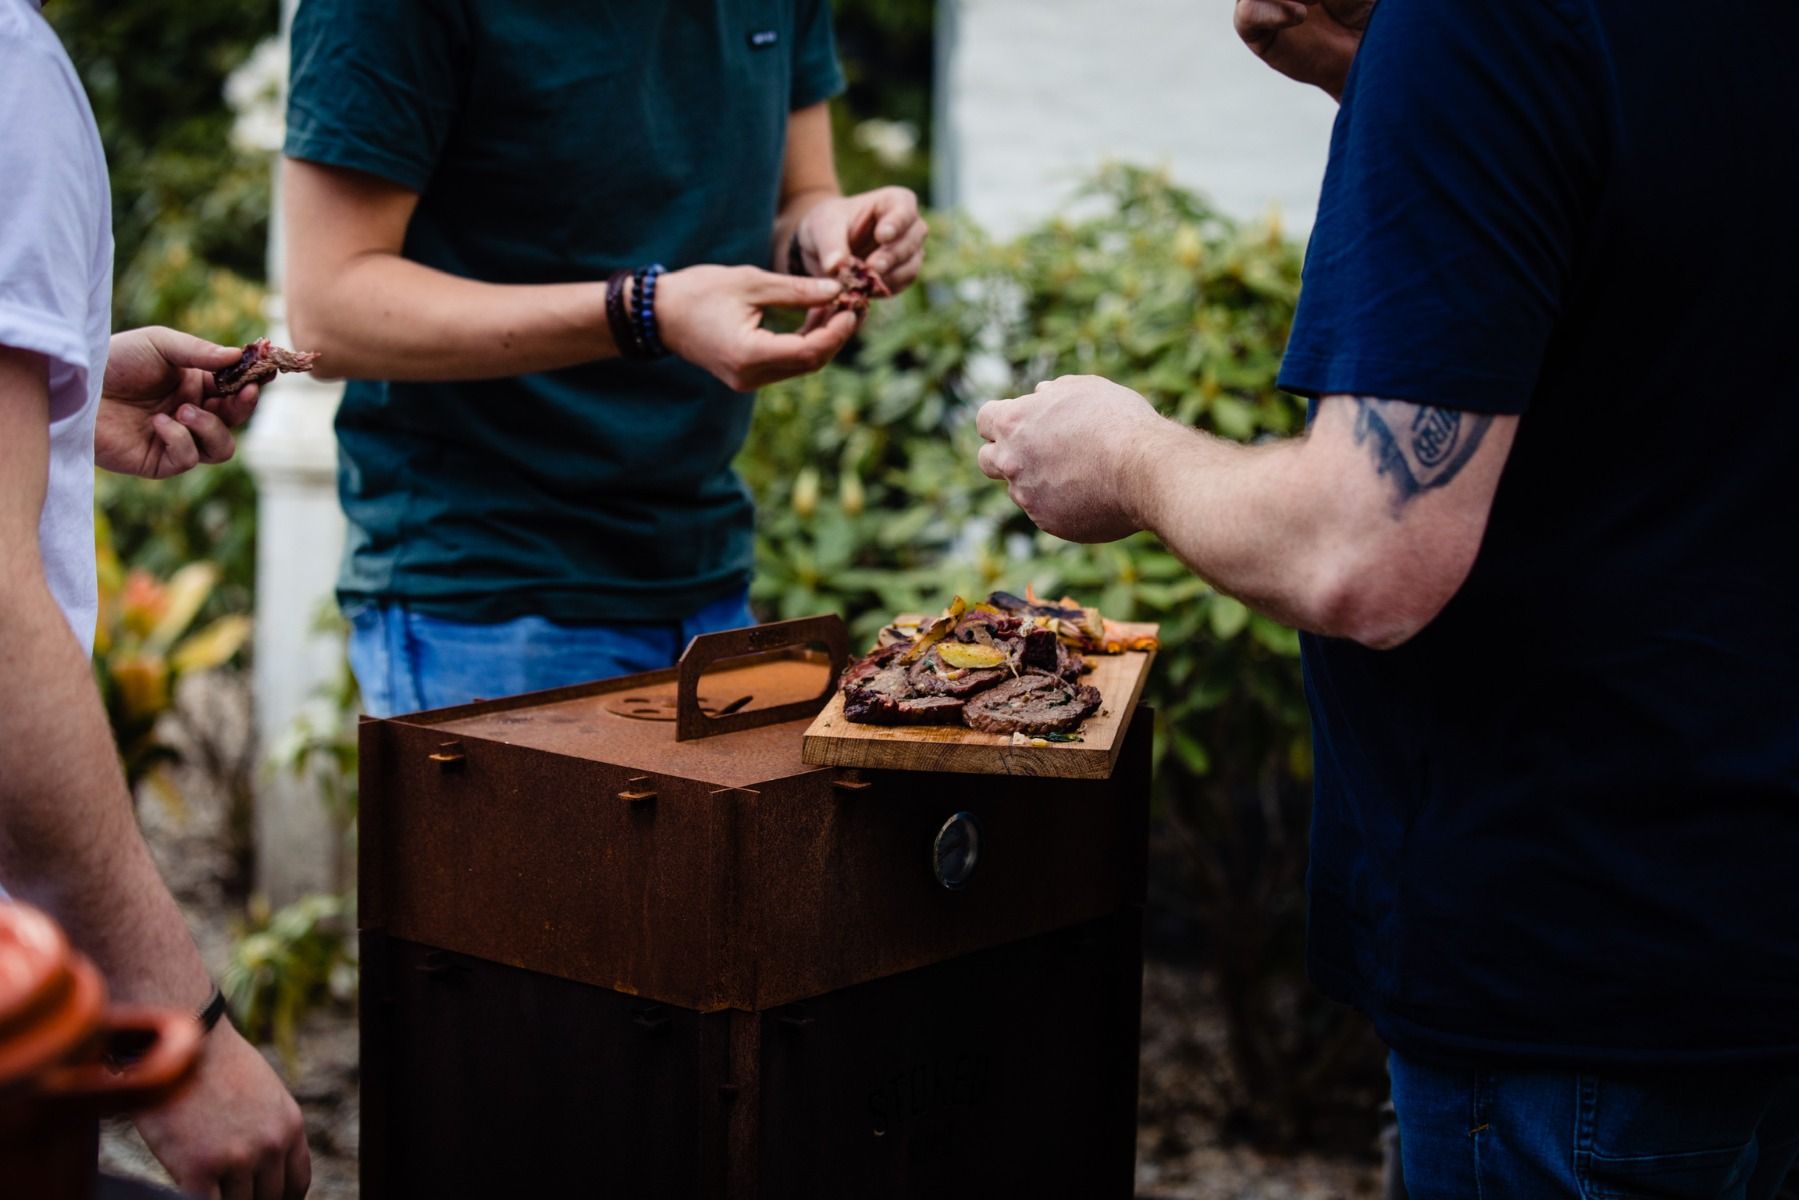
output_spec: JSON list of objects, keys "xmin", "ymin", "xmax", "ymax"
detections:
[{"xmin": 346, "ymin": 589, "xmax": 756, "ymax": 718}]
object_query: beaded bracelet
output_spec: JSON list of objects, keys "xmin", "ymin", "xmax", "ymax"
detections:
[
  {"xmin": 629, "ymin": 264, "xmax": 669, "ymax": 359},
  {"xmin": 605, "ymin": 269, "xmax": 649, "ymax": 359}
]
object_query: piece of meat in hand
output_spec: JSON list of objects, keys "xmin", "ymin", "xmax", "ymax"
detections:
[
  {"xmin": 213, "ymin": 337, "xmax": 321, "ymax": 396},
  {"xmin": 831, "ymin": 258, "xmax": 893, "ymax": 317}
]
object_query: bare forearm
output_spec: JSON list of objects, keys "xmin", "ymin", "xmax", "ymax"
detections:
[
  {"xmin": 0, "ymin": 581, "xmax": 212, "ymax": 1010},
  {"xmin": 1125, "ymin": 397, "xmax": 1508, "ymax": 647},
  {"xmin": 288, "ymin": 253, "xmax": 619, "ymax": 382},
  {"xmin": 1126, "ymin": 419, "xmax": 1343, "ymax": 630}
]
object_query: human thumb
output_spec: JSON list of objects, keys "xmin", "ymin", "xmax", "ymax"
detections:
[
  {"xmin": 748, "ymin": 270, "xmax": 844, "ymax": 310},
  {"xmin": 146, "ymin": 325, "xmax": 248, "ymax": 370}
]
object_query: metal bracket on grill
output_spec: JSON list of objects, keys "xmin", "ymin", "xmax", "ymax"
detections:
[
  {"xmin": 427, "ymin": 741, "xmax": 466, "ymax": 772},
  {"xmin": 674, "ymin": 615, "xmax": 850, "ymax": 742},
  {"xmin": 832, "ymin": 769, "xmax": 873, "ymax": 794},
  {"xmin": 618, "ymin": 775, "xmax": 657, "ymax": 805}
]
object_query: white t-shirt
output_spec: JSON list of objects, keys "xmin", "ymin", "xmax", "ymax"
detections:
[{"xmin": 0, "ymin": 0, "xmax": 113, "ymax": 653}]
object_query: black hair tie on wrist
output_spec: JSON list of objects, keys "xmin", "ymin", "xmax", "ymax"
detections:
[
  {"xmin": 101, "ymin": 983, "xmax": 228, "ymax": 1069},
  {"xmin": 196, "ymin": 984, "xmax": 228, "ymax": 1035},
  {"xmin": 606, "ymin": 268, "xmax": 650, "ymax": 360}
]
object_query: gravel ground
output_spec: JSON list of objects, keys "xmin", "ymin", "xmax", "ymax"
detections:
[{"xmin": 99, "ymin": 673, "xmax": 1382, "ymax": 1200}]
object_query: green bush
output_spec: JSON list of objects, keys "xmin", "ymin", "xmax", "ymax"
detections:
[
  {"xmin": 47, "ymin": 0, "xmax": 277, "ymax": 336},
  {"xmin": 744, "ymin": 165, "xmax": 1381, "ymax": 1144},
  {"xmin": 746, "ymin": 164, "xmax": 1311, "ymax": 788}
]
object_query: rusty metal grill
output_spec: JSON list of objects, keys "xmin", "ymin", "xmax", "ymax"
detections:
[{"xmin": 359, "ymin": 617, "xmax": 1150, "ymax": 1199}]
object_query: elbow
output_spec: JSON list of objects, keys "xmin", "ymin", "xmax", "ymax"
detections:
[
  {"xmin": 283, "ymin": 283, "xmax": 334, "ymax": 362},
  {"xmin": 1307, "ymin": 546, "xmax": 1469, "ymax": 651}
]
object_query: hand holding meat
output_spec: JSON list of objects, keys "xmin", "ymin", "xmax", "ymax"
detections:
[
  {"xmin": 792, "ymin": 187, "xmax": 927, "ymax": 293},
  {"xmin": 977, "ymin": 375, "xmax": 1164, "ymax": 543},
  {"xmin": 1234, "ymin": 0, "xmax": 1376, "ymax": 99},
  {"xmin": 95, "ymin": 326, "xmax": 267, "ymax": 479},
  {"xmin": 656, "ymin": 265, "xmax": 858, "ymax": 392}
]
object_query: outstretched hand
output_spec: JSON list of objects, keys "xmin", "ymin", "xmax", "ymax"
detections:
[
  {"xmin": 1234, "ymin": 0, "xmax": 1377, "ymax": 99},
  {"xmin": 96, "ymin": 327, "xmax": 260, "ymax": 479}
]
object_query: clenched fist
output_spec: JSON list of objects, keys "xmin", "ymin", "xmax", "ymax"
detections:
[{"xmin": 975, "ymin": 375, "xmax": 1166, "ymax": 544}]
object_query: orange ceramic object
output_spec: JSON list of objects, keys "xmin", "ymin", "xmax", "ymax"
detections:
[{"xmin": 0, "ymin": 902, "xmax": 202, "ymax": 1199}]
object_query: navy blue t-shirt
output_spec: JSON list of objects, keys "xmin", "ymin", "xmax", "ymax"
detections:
[{"xmin": 1278, "ymin": 0, "xmax": 1799, "ymax": 1064}]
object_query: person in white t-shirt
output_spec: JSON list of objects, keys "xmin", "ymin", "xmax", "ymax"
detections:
[{"xmin": 1, "ymin": 1, "xmax": 311, "ymax": 1196}]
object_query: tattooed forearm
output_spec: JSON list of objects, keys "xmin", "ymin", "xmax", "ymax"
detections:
[{"xmin": 1351, "ymin": 397, "xmax": 1493, "ymax": 516}]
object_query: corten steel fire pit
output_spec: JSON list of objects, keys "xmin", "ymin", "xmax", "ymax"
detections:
[{"xmin": 359, "ymin": 616, "xmax": 1151, "ymax": 1199}]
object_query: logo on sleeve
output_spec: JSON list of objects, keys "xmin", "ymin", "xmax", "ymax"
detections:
[{"xmin": 748, "ymin": 30, "xmax": 779, "ymax": 49}]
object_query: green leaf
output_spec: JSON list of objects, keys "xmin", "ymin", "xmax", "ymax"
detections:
[{"xmin": 1208, "ymin": 595, "xmax": 1250, "ymax": 640}]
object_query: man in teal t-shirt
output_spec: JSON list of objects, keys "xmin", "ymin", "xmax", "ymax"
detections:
[{"xmin": 282, "ymin": 1, "xmax": 926, "ymax": 715}]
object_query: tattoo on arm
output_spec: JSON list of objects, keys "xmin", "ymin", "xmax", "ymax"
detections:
[{"xmin": 1351, "ymin": 397, "xmax": 1493, "ymax": 516}]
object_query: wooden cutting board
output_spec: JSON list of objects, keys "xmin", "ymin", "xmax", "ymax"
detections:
[{"xmin": 801, "ymin": 623, "xmax": 1158, "ymax": 780}]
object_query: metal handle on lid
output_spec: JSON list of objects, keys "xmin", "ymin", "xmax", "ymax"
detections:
[{"xmin": 674, "ymin": 615, "xmax": 850, "ymax": 742}]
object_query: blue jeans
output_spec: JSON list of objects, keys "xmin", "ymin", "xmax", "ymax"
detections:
[
  {"xmin": 1391, "ymin": 1050, "xmax": 1799, "ymax": 1200},
  {"xmin": 346, "ymin": 589, "xmax": 755, "ymax": 718}
]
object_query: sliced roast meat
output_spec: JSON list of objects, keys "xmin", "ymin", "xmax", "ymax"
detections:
[
  {"xmin": 905, "ymin": 646, "xmax": 1009, "ymax": 698},
  {"xmin": 963, "ymin": 672, "xmax": 1102, "ymax": 736},
  {"xmin": 844, "ymin": 684, "xmax": 966, "ymax": 726},
  {"xmin": 840, "ymin": 641, "xmax": 907, "ymax": 692},
  {"xmin": 1018, "ymin": 625, "xmax": 1061, "ymax": 672}
]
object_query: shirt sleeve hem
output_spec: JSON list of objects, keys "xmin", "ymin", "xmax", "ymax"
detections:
[
  {"xmin": 790, "ymin": 60, "xmax": 847, "ymax": 112},
  {"xmin": 283, "ymin": 129, "xmax": 433, "ymax": 195},
  {"xmin": 1276, "ymin": 352, "xmax": 1534, "ymax": 415},
  {"xmin": 0, "ymin": 301, "xmax": 92, "ymax": 420}
]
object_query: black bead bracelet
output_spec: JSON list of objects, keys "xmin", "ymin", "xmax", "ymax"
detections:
[
  {"xmin": 631, "ymin": 264, "xmax": 667, "ymax": 359},
  {"xmin": 606, "ymin": 265, "xmax": 669, "ymax": 361}
]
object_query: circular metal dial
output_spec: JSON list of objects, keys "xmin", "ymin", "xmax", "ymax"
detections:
[{"xmin": 932, "ymin": 812, "xmax": 981, "ymax": 891}]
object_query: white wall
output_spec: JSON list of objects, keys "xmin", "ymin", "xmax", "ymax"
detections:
[{"xmin": 935, "ymin": 0, "xmax": 1339, "ymax": 235}]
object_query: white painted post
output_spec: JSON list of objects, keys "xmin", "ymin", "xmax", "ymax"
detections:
[
  {"xmin": 934, "ymin": 0, "xmax": 1340, "ymax": 234},
  {"xmin": 241, "ymin": 0, "xmax": 348, "ymax": 905}
]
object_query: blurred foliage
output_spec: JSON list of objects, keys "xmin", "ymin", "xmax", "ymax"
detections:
[
  {"xmin": 46, "ymin": 0, "xmax": 276, "ymax": 340},
  {"xmin": 267, "ymin": 606, "xmax": 362, "ymax": 829},
  {"xmin": 223, "ymin": 891, "xmax": 356, "ymax": 1065},
  {"xmin": 93, "ymin": 512, "xmax": 253, "ymax": 796},
  {"xmin": 831, "ymin": 0, "xmax": 934, "ymax": 197},
  {"xmin": 745, "ymin": 165, "xmax": 1378, "ymax": 1145},
  {"xmin": 95, "ymin": 463, "xmax": 258, "ymax": 619},
  {"xmin": 745, "ymin": 164, "xmax": 1310, "ymax": 777}
]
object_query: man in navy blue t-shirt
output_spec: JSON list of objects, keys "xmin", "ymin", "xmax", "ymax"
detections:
[{"xmin": 978, "ymin": 0, "xmax": 1799, "ymax": 1192}]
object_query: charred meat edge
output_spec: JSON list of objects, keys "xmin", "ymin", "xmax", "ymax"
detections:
[{"xmin": 213, "ymin": 337, "xmax": 321, "ymax": 395}]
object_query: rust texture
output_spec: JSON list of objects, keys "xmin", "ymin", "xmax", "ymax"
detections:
[
  {"xmin": 360, "ymin": 651, "xmax": 1150, "ymax": 1011},
  {"xmin": 359, "ymin": 641, "xmax": 1150, "ymax": 1198},
  {"xmin": 675, "ymin": 617, "xmax": 848, "ymax": 742}
]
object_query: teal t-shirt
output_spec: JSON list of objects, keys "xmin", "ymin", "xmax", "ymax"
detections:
[{"xmin": 284, "ymin": 1, "xmax": 845, "ymax": 622}]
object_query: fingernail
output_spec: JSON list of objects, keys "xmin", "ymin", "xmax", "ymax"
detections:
[
  {"xmin": 877, "ymin": 224, "xmax": 896, "ymax": 240},
  {"xmin": 178, "ymin": 405, "xmax": 199, "ymax": 423}
]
